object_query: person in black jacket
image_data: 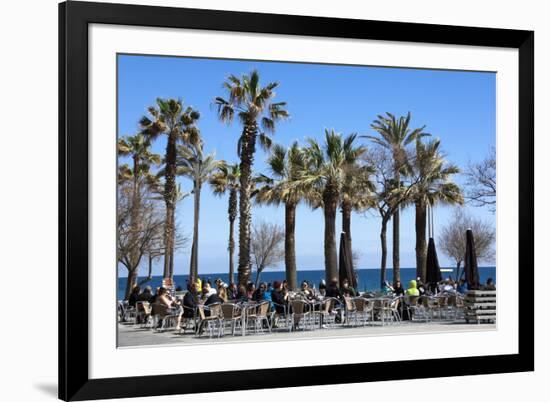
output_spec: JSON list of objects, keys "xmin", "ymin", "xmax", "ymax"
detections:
[
  {"xmin": 137, "ymin": 286, "xmax": 154, "ymax": 303},
  {"xmin": 205, "ymin": 286, "xmax": 227, "ymax": 306},
  {"xmin": 325, "ymin": 280, "xmax": 342, "ymax": 300},
  {"xmin": 127, "ymin": 285, "xmax": 140, "ymax": 307},
  {"xmin": 271, "ymin": 281, "xmax": 289, "ymax": 314},
  {"xmin": 393, "ymin": 280, "xmax": 405, "ymax": 296},
  {"xmin": 183, "ymin": 283, "xmax": 199, "ymax": 318}
]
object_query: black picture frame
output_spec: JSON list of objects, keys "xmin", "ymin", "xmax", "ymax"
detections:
[{"xmin": 59, "ymin": 1, "xmax": 534, "ymax": 400}]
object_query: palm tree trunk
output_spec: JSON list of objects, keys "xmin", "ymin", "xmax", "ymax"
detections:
[
  {"xmin": 285, "ymin": 202, "xmax": 297, "ymax": 290},
  {"xmin": 342, "ymin": 201, "xmax": 353, "ymax": 269},
  {"xmin": 380, "ymin": 217, "xmax": 389, "ymax": 288},
  {"xmin": 128, "ymin": 155, "xmax": 142, "ymax": 275},
  {"xmin": 228, "ymin": 217, "xmax": 236, "ymax": 285},
  {"xmin": 415, "ymin": 200, "xmax": 427, "ymax": 282},
  {"xmin": 392, "ymin": 172, "xmax": 401, "ymax": 283},
  {"xmin": 237, "ymin": 122, "xmax": 257, "ymax": 286},
  {"xmin": 169, "ymin": 206, "xmax": 175, "ymax": 278},
  {"xmin": 323, "ymin": 191, "xmax": 338, "ymax": 283},
  {"xmin": 163, "ymin": 131, "xmax": 177, "ymax": 279},
  {"xmin": 228, "ymin": 189, "xmax": 237, "ymax": 285},
  {"xmin": 189, "ymin": 182, "xmax": 201, "ymax": 280}
]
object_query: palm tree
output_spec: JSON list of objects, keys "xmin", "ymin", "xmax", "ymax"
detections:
[
  {"xmin": 215, "ymin": 70, "xmax": 289, "ymax": 285},
  {"xmin": 411, "ymin": 138, "xmax": 463, "ymax": 281},
  {"xmin": 340, "ymin": 163, "xmax": 375, "ymax": 270},
  {"xmin": 300, "ymin": 130, "xmax": 366, "ymax": 283},
  {"xmin": 209, "ymin": 163, "xmax": 240, "ymax": 284},
  {"xmin": 364, "ymin": 112, "xmax": 429, "ymax": 283},
  {"xmin": 255, "ymin": 142, "xmax": 308, "ymax": 290},
  {"xmin": 139, "ymin": 98, "xmax": 200, "ymax": 279},
  {"xmin": 117, "ymin": 133, "xmax": 161, "ymax": 299},
  {"xmin": 176, "ymin": 140, "xmax": 220, "ymax": 281}
]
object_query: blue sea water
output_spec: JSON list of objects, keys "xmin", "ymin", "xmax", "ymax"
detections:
[{"xmin": 118, "ymin": 266, "xmax": 496, "ymax": 300}]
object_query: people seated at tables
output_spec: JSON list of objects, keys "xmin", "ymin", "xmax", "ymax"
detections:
[
  {"xmin": 227, "ymin": 283, "xmax": 238, "ymax": 300},
  {"xmin": 416, "ymin": 277, "xmax": 426, "ymax": 296},
  {"xmin": 151, "ymin": 287, "xmax": 161, "ymax": 304},
  {"xmin": 271, "ymin": 281, "xmax": 290, "ymax": 314},
  {"xmin": 340, "ymin": 278, "xmax": 357, "ymax": 297},
  {"xmin": 201, "ymin": 282, "xmax": 217, "ymax": 300},
  {"xmin": 195, "ymin": 277, "xmax": 202, "ymax": 293},
  {"xmin": 137, "ymin": 286, "xmax": 154, "ymax": 303},
  {"xmin": 236, "ymin": 284, "xmax": 247, "ymax": 301},
  {"xmin": 182, "ymin": 283, "xmax": 199, "ymax": 318},
  {"xmin": 318, "ymin": 279, "xmax": 327, "ymax": 296},
  {"xmin": 264, "ymin": 283, "xmax": 273, "ymax": 306},
  {"xmin": 205, "ymin": 286, "xmax": 227, "ymax": 306},
  {"xmin": 483, "ymin": 277, "xmax": 496, "ymax": 291},
  {"xmin": 457, "ymin": 279, "xmax": 469, "ymax": 294},
  {"xmin": 436, "ymin": 278, "xmax": 456, "ymax": 294},
  {"xmin": 299, "ymin": 280, "xmax": 316, "ymax": 300},
  {"xmin": 382, "ymin": 281, "xmax": 394, "ymax": 295},
  {"xmin": 393, "ymin": 280, "xmax": 405, "ymax": 297},
  {"xmin": 154, "ymin": 287, "xmax": 182, "ymax": 329},
  {"xmin": 127, "ymin": 285, "xmax": 141, "ymax": 307},
  {"xmin": 252, "ymin": 282, "xmax": 267, "ymax": 302},
  {"xmin": 246, "ymin": 282, "xmax": 256, "ymax": 300},
  {"xmin": 325, "ymin": 279, "xmax": 342, "ymax": 300},
  {"xmin": 405, "ymin": 280, "xmax": 420, "ymax": 297}
]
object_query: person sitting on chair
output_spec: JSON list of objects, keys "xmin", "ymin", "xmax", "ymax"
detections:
[
  {"xmin": 155, "ymin": 287, "xmax": 181, "ymax": 329},
  {"xmin": 206, "ymin": 286, "xmax": 227, "ymax": 305},
  {"xmin": 340, "ymin": 278, "xmax": 357, "ymax": 297},
  {"xmin": 326, "ymin": 279, "xmax": 342, "ymax": 300},
  {"xmin": 182, "ymin": 283, "xmax": 199, "ymax": 319},
  {"xmin": 252, "ymin": 282, "xmax": 267, "ymax": 302},
  {"xmin": 246, "ymin": 282, "xmax": 256, "ymax": 300},
  {"xmin": 393, "ymin": 280, "xmax": 405, "ymax": 297},
  {"xmin": 300, "ymin": 280, "xmax": 316, "ymax": 300},
  {"xmin": 137, "ymin": 286, "xmax": 153, "ymax": 303},
  {"xmin": 128, "ymin": 285, "xmax": 140, "ymax": 307},
  {"xmin": 483, "ymin": 277, "xmax": 496, "ymax": 291},
  {"xmin": 271, "ymin": 281, "xmax": 290, "ymax": 314},
  {"xmin": 405, "ymin": 280, "xmax": 420, "ymax": 297}
]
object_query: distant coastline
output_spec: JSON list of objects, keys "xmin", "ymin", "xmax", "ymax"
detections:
[{"xmin": 118, "ymin": 266, "xmax": 496, "ymax": 300}]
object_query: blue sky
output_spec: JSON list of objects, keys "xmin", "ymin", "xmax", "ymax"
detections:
[{"xmin": 117, "ymin": 54, "xmax": 496, "ymax": 277}]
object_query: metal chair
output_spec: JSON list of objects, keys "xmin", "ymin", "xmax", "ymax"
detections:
[
  {"xmin": 353, "ymin": 297, "xmax": 373, "ymax": 326},
  {"xmin": 135, "ymin": 301, "xmax": 152, "ymax": 327},
  {"xmin": 245, "ymin": 301, "xmax": 271, "ymax": 334},
  {"xmin": 196, "ymin": 303, "xmax": 223, "ymax": 338},
  {"xmin": 220, "ymin": 303, "xmax": 243, "ymax": 336},
  {"xmin": 343, "ymin": 297, "xmax": 359, "ymax": 326},
  {"xmin": 290, "ymin": 299, "xmax": 314, "ymax": 330},
  {"xmin": 313, "ymin": 297, "xmax": 338, "ymax": 328},
  {"xmin": 271, "ymin": 302, "xmax": 293, "ymax": 332},
  {"xmin": 151, "ymin": 303, "xmax": 180, "ymax": 332}
]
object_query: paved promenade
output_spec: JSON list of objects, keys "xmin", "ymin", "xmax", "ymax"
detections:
[{"xmin": 118, "ymin": 321, "xmax": 495, "ymax": 348}]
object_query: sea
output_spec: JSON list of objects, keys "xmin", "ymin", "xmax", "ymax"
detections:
[{"xmin": 118, "ymin": 266, "xmax": 496, "ymax": 300}]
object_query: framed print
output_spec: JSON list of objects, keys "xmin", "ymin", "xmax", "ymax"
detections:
[{"xmin": 59, "ymin": 1, "xmax": 534, "ymax": 400}]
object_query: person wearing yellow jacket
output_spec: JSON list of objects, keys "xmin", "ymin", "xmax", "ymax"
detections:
[
  {"xmin": 406, "ymin": 279, "xmax": 420, "ymax": 296},
  {"xmin": 195, "ymin": 277, "xmax": 202, "ymax": 293}
]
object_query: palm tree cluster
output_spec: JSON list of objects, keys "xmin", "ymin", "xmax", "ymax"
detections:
[{"xmin": 117, "ymin": 69, "xmax": 466, "ymax": 299}]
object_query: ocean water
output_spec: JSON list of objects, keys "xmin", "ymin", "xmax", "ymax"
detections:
[{"xmin": 118, "ymin": 266, "xmax": 496, "ymax": 300}]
